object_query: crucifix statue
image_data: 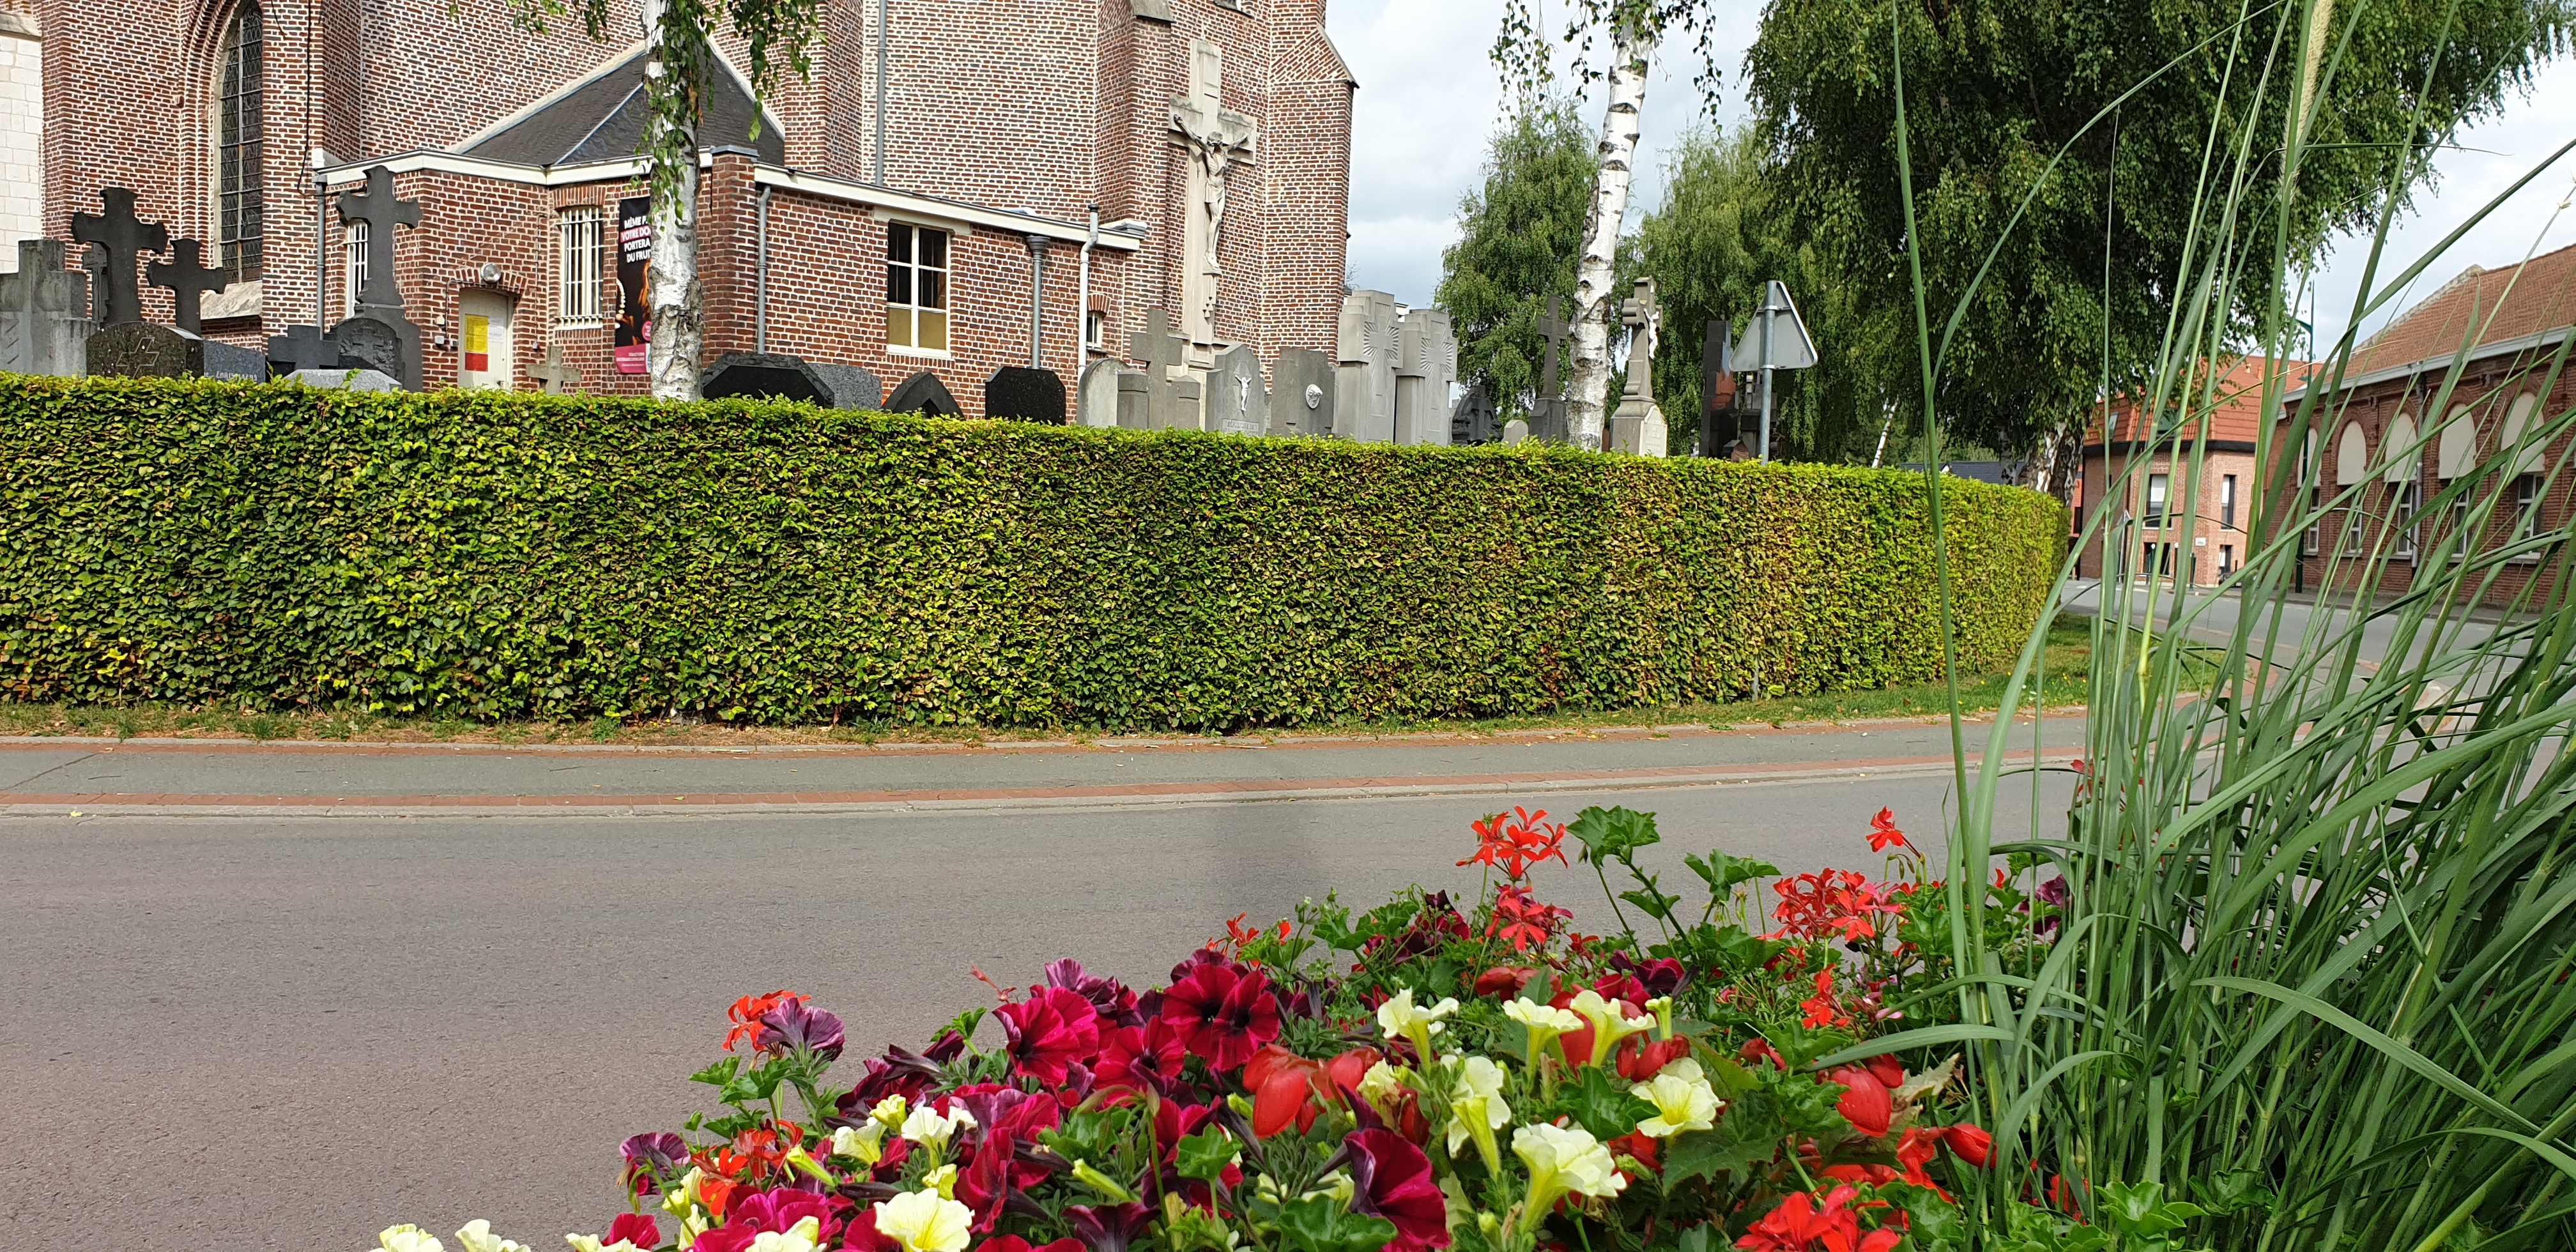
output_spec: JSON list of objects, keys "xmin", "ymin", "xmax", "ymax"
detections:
[
  {"xmin": 148, "ymin": 238, "xmax": 229, "ymax": 333},
  {"xmin": 70, "ymin": 188, "xmax": 169, "ymax": 328},
  {"xmin": 1169, "ymin": 40, "xmax": 1257, "ymax": 351}
]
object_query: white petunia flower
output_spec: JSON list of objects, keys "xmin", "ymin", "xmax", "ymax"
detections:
[
  {"xmin": 874, "ymin": 1189, "xmax": 973, "ymax": 1252},
  {"xmin": 1513, "ymin": 1122, "xmax": 1626, "ymax": 1214},
  {"xmin": 379, "ymin": 1226, "xmax": 445, "ymax": 1252},
  {"xmin": 1630, "ymin": 1070, "xmax": 1722, "ymax": 1138}
]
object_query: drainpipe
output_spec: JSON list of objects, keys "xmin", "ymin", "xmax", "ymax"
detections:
[
  {"xmin": 1076, "ymin": 204, "xmax": 1096, "ymax": 383},
  {"xmin": 312, "ymin": 153, "xmax": 330, "ymax": 327},
  {"xmin": 1025, "ymin": 234, "xmax": 1047, "ymax": 369},
  {"xmin": 755, "ymin": 185, "xmax": 772, "ymax": 354}
]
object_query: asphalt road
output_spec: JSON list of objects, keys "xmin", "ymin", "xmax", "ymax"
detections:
[{"xmin": 0, "ymin": 763, "xmax": 2073, "ymax": 1251}]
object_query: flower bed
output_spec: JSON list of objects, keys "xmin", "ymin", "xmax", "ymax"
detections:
[{"xmin": 376, "ymin": 807, "xmax": 2213, "ymax": 1252}]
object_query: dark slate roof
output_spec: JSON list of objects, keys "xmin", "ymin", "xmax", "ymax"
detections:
[{"xmin": 464, "ymin": 50, "xmax": 785, "ymax": 166}]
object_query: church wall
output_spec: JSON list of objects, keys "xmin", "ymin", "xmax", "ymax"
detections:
[
  {"xmin": 1259, "ymin": 70, "xmax": 1350, "ymax": 368},
  {"xmin": 0, "ymin": 13, "xmax": 42, "ymax": 271},
  {"xmin": 872, "ymin": 0, "xmax": 1098, "ymax": 222}
]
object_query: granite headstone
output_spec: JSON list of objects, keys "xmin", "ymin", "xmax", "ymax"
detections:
[
  {"xmin": 1116, "ymin": 370, "xmax": 1152, "ymax": 429},
  {"xmin": 809, "ymin": 362, "xmax": 882, "ymax": 409},
  {"xmin": 332, "ymin": 315, "xmax": 418, "ymax": 388},
  {"xmin": 1335, "ymin": 289, "xmax": 1397, "ymax": 441},
  {"xmin": 702, "ymin": 352, "xmax": 836, "ymax": 406},
  {"xmin": 1077, "ymin": 358, "xmax": 1123, "ymax": 428},
  {"xmin": 1205, "ymin": 344, "xmax": 1266, "ymax": 436},
  {"xmin": 1268, "ymin": 348, "xmax": 1335, "ymax": 438},
  {"xmin": 0, "ymin": 240, "xmax": 93, "ymax": 378},
  {"xmin": 1451, "ymin": 381, "xmax": 1497, "ymax": 445},
  {"xmin": 1393, "ymin": 307, "xmax": 1456, "ymax": 447},
  {"xmin": 885, "ymin": 370, "xmax": 963, "ymax": 416},
  {"xmin": 985, "ymin": 366, "xmax": 1066, "ymax": 423},
  {"xmin": 200, "ymin": 339, "xmax": 266, "ymax": 380},
  {"xmin": 87, "ymin": 320, "xmax": 201, "ymax": 378},
  {"xmin": 289, "ymin": 367, "xmax": 404, "ymax": 392}
]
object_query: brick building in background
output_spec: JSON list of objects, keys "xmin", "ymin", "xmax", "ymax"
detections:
[
  {"xmin": 2273, "ymin": 242, "xmax": 2575, "ymax": 605},
  {"xmin": 3, "ymin": 0, "xmax": 1356, "ymax": 416},
  {"xmin": 2074, "ymin": 357, "xmax": 2313, "ymax": 586}
]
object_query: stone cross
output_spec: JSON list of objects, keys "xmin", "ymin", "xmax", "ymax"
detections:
[
  {"xmin": 1335, "ymin": 289, "xmax": 1398, "ymax": 441},
  {"xmin": 70, "ymin": 188, "xmax": 169, "ymax": 328},
  {"xmin": 1533, "ymin": 294, "xmax": 1573, "ymax": 443},
  {"xmin": 266, "ymin": 324, "xmax": 344, "ymax": 374},
  {"xmin": 338, "ymin": 165, "xmax": 422, "ymax": 313},
  {"xmin": 1128, "ymin": 308, "xmax": 1195, "ymax": 429},
  {"xmin": 148, "ymin": 238, "xmax": 229, "ymax": 333},
  {"xmin": 531, "ymin": 344, "xmax": 582, "ymax": 394},
  {"xmin": 1619, "ymin": 278, "xmax": 1660, "ymax": 401},
  {"xmin": 1169, "ymin": 39, "xmax": 1257, "ymax": 349}
]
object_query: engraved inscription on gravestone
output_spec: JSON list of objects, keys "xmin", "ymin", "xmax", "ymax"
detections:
[
  {"xmin": 1206, "ymin": 344, "xmax": 1267, "ymax": 436},
  {"xmin": 86, "ymin": 321, "xmax": 202, "ymax": 378}
]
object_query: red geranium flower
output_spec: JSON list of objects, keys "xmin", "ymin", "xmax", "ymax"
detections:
[
  {"xmin": 1735, "ymin": 1186, "xmax": 1898, "ymax": 1252},
  {"xmin": 723, "ymin": 990, "xmax": 805, "ymax": 1052},
  {"xmin": 1942, "ymin": 1122, "xmax": 1994, "ymax": 1168},
  {"xmin": 1824, "ymin": 1067, "xmax": 1892, "ymax": 1138},
  {"xmin": 1800, "ymin": 971, "xmax": 1852, "ymax": 1030},
  {"xmin": 1459, "ymin": 807, "xmax": 1571, "ymax": 882},
  {"xmin": 1160, "ymin": 962, "xmax": 1280, "ymax": 1072},
  {"xmin": 1489, "ymin": 885, "xmax": 1573, "ymax": 953},
  {"xmin": 1867, "ymin": 808, "xmax": 1913, "ymax": 854},
  {"xmin": 997, "ymin": 987, "xmax": 1103, "ymax": 1086},
  {"xmin": 1346, "ymin": 1129, "xmax": 1450, "ymax": 1252}
]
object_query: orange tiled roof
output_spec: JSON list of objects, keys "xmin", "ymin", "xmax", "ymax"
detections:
[
  {"xmin": 2343, "ymin": 241, "xmax": 2576, "ymax": 377},
  {"xmin": 2088, "ymin": 357, "xmax": 2312, "ymax": 447}
]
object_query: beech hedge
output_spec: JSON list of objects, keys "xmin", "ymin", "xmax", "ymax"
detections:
[{"xmin": 0, "ymin": 376, "xmax": 2064, "ymax": 728}]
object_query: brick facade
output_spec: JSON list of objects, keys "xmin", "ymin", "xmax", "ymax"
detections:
[{"xmin": 17, "ymin": 0, "xmax": 1355, "ymax": 416}]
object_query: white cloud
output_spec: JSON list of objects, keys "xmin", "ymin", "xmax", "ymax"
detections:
[{"xmin": 1332, "ymin": 1, "xmax": 2576, "ymax": 352}]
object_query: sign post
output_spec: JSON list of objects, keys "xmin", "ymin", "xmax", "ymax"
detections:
[{"xmin": 1733, "ymin": 280, "xmax": 1816, "ymax": 462}]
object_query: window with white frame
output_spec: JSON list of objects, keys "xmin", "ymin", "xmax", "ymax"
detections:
[
  {"xmin": 2511, "ymin": 474, "xmax": 2544, "ymax": 558},
  {"xmin": 885, "ymin": 222, "xmax": 950, "ymax": 353},
  {"xmin": 2220, "ymin": 475, "xmax": 2237, "ymax": 529},
  {"xmin": 557, "ymin": 206, "xmax": 603, "ymax": 326},
  {"xmin": 1085, "ymin": 309, "xmax": 1105, "ymax": 351},
  {"xmin": 2218, "ymin": 544, "xmax": 2235, "ymax": 579},
  {"xmin": 342, "ymin": 220, "xmax": 367, "ymax": 317},
  {"xmin": 2346, "ymin": 496, "xmax": 2368, "ymax": 552},
  {"xmin": 2145, "ymin": 473, "xmax": 2170, "ymax": 526},
  {"xmin": 2395, "ymin": 481, "xmax": 2421, "ymax": 560}
]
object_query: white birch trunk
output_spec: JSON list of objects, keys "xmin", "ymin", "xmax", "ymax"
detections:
[
  {"xmin": 1565, "ymin": 22, "xmax": 1652, "ymax": 452},
  {"xmin": 642, "ymin": 11, "xmax": 704, "ymax": 402}
]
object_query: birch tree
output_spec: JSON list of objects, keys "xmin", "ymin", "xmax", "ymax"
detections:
[
  {"xmin": 504, "ymin": 0, "xmax": 818, "ymax": 401},
  {"xmin": 1494, "ymin": 0, "xmax": 1719, "ymax": 450}
]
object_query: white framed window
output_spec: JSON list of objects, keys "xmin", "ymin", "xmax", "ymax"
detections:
[
  {"xmin": 2395, "ymin": 482, "xmax": 2421, "ymax": 561},
  {"xmin": 2220, "ymin": 475, "xmax": 2237, "ymax": 529},
  {"xmin": 556, "ymin": 206, "xmax": 603, "ymax": 326},
  {"xmin": 2145, "ymin": 473, "xmax": 2170, "ymax": 526},
  {"xmin": 1085, "ymin": 309, "xmax": 1105, "ymax": 351},
  {"xmin": 2346, "ymin": 498, "xmax": 2368, "ymax": 552},
  {"xmin": 342, "ymin": 220, "xmax": 367, "ymax": 317},
  {"xmin": 885, "ymin": 222, "xmax": 950, "ymax": 354},
  {"xmin": 2511, "ymin": 474, "xmax": 2544, "ymax": 560},
  {"xmin": 216, "ymin": 3, "xmax": 264, "ymax": 282},
  {"xmin": 2218, "ymin": 544, "xmax": 2235, "ymax": 579}
]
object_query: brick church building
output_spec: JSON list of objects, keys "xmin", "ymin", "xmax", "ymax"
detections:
[{"xmin": 0, "ymin": 0, "xmax": 1357, "ymax": 416}]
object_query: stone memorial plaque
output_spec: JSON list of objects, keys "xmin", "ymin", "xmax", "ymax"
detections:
[
  {"xmin": 1116, "ymin": 371, "xmax": 1151, "ymax": 429},
  {"xmin": 703, "ymin": 352, "xmax": 835, "ymax": 406},
  {"xmin": 201, "ymin": 339, "xmax": 266, "ymax": 381},
  {"xmin": 808, "ymin": 362, "xmax": 882, "ymax": 410},
  {"xmin": 1206, "ymin": 345, "xmax": 1266, "ymax": 436},
  {"xmin": 1078, "ymin": 358, "xmax": 1123, "ymax": 428},
  {"xmin": 885, "ymin": 370, "xmax": 963, "ymax": 416},
  {"xmin": 87, "ymin": 321, "xmax": 200, "ymax": 378},
  {"xmin": 0, "ymin": 240, "xmax": 93, "ymax": 378},
  {"xmin": 985, "ymin": 366, "xmax": 1067, "ymax": 424},
  {"xmin": 331, "ymin": 315, "xmax": 418, "ymax": 388},
  {"xmin": 1335, "ymin": 290, "xmax": 1397, "ymax": 441},
  {"xmin": 289, "ymin": 368, "xmax": 404, "ymax": 392},
  {"xmin": 1269, "ymin": 348, "xmax": 1334, "ymax": 438}
]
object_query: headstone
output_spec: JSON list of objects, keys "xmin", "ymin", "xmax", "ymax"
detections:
[
  {"xmin": 330, "ymin": 165, "xmax": 425, "ymax": 389},
  {"xmin": 1393, "ymin": 308, "xmax": 1456, "ymax": 446},
  {"xmin": 1205, "ymin": 344, "xmax": 1266, "ymax": 436},
  {"xmin": 1077, "ymin": 358, "xmax": 1123, "ymax": 428},
  {"xmin": 1609, "ymin": 278, "xmax": 1667, "ymax": 457},
  {"xmin": 1452, "ymin": 381, "xmax": 1498, "ymax": 445},
  {"xmin": 702, "ymin": 351, "xmax": 835, "ymax": 406},
  {"xmin": 986, "ymin": 365, "xmax": 1067, "ymax": 423},
  {"xmin": 1502, "ymin": 418, "xmax": 1531, "ymax": 447},
  {"xmin": 86, "ymin": 321, "xmax": 201, "ymax": 378},
  {"xmin": 69, "ymin": 187, "xmax": 168, "ymax": 328},
  {"xmin": 1532, "ymin": 294, "xmax": 1573, "ymax": 444},
  {"xmin": 200, "ymin": 339, "xmax": 266, "ymax": 381},
  {"xmin": 147, "ymin": 238, "xmax": 228, "ymax": 333},
  {"xmin": 1170, "ymin": 375, "xmax": 1204, "ymax": 431},
  {"xmin": 1268, "ymin": 348, "xmax": 1334, "ymax": 438},
  {"xmin": 268, "ymin": 324, "xmax": 366, "ymax": 375},
  {"xmin": 80, "ymin": 245, "xmax": 109, "ymax": 327},
  {"xmin": 885, "ymin": 370, "xmax": 963, "ymax": 416},
  {"xmin": 1128, "ymin": 308, "xmax": 1197, "ymax": 429},
  {"xmin": 0, "ymin": 240, "xmax": 94, "ymax": 378},
  {"xmin": 1335, "ymin": 290, "xmax": 1398, "ymax": 441},
  {"xmin": 1698, "ymin": 319, "xmax": 1743, "ymax": 457},
  {"xmin": 809, "ymin": 362, "xmax": 882, "ymax": 409},
  {"xmin": 332, "ymin": 315, "xmax": 418, "ymax": 389},
  {"xmin": 531, "ymin": 344, "xmax": 582, "ymax": 395},
  {"xmin": 289, "ymin": 367, "xmax": 404, "ymax": 392},
  {"xmin": 1116, "ymin": 370, "xmax": 1152, "ymax": 429}
]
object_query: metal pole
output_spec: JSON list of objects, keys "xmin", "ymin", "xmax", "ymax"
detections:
[
  {"xmin": 1758, "ymin": 299, "xmax": 1775, "ymax": 462},
  {"xmin": 755, "ymin": 186, "xmax": 770, "ymax": 354},
  {"xmin": 1075, "ymin": 204, "xmax": 1096, "ymax": 397},
  {"xmin": 314, "ymin": 167, "xmax": 329, "ymax": 327},
  {"xmin": 873, "ymin": 0, "xmax": 890, "ymax": 185}
]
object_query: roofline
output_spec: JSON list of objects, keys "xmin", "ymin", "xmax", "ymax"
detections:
[
  {"xmin": 448, "ymin": 42, "xmax": 790, "ymax": 159},
  {"xmin": 312, "ymin": 151, "xmax": 1143, "ymax": 250},
  {"xmin": 2280, "ymin": 323, "xmax": 2572, "ymax": 408}
]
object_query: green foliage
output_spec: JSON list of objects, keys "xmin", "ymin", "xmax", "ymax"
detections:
[
  {"xmin": 1745, "ymin": 0, "xmax": 2575, "ymax": 460},
  {"xmin": 0, "ymin": 377, "xmax": 2062, "ymax": 728},
  {"xmin": 1436, "ymin": 97, "xmax": 1597, "ymax": 423}
]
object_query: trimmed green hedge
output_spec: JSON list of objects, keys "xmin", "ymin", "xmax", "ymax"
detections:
[{"xmin": 0, "ymin": 376, "xmax": 2064, "ymax": 728}]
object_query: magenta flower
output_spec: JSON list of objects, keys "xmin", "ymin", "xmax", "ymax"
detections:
[
  {"xmin": 1346, "ymin": 1129, "xmax": 1450, "ymax": 1252},
  {"xmin": 620, "ymin": 1131, "xmax": 689, "ymax": 1195},
  {"xmin": 1096, "ymin": 1019, "xmax": 1188, "ymax": 1097},
  {"xmin": 1159, "ymin": 963, "xmax": 1280, "ymax": 1072},
  {"xmin": 606, "ymin": 1214, "xmax": 659, "ymax": 1249},
  {"xmin": 694, "ymin": 1187, "xmax": 842, "ymax": 1252},
  {"xmin": 997, "ymin": 987, "xmax": 1103, "ymax": 1085},
  {"xmin": 1045, "ymin": 958, "xmax": 1144, "ymax": 1028},
  {"xmin": 1065, "ymin": 1203, "xmax": 1156, "ymax": 1252},
  {"xmin": 753, "ymin": 996, "xmax": 845, "ymax": 1060}
]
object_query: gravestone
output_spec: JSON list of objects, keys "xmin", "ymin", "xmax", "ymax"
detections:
[
  {"xmin": 0, "ymin": 240, "xmax": 94, "ymax": 377},
  {"xmin": 809, "ymin": 362, "xmax": 882, "ymax": 409},
  {"xmin": 1608, "ymin": 278, "xmax": 1667, "ymax": 457},
  {"xmin": 267, "ymin": 324, "xmax": 367, "ymax": 376},
  {"xmin": 1335, "ymin": 290, "xmax": 1397, "ymax": 441},
  {"xmin": 1116, "ymin": 370, "xmax": 1152, "ymax": 429},
  {"xmin": 200, "ymin": 339, "xmax": 266, "ymax": 380},
  {"xmin": 1502, "ymin": 418, "xmax": 1531, "ymax": 446},
  {"xmin": 1205, "ymin": 344, "xmax": 1266, "ymax": 436},
  {"xmin": 1393, "ymin": 308, "xmax": 1456, "ymax": 447},
  {"xmin": 885, "ymin": 370, "xmax": 963, "ymax": 416},
  {"xmin": 1169, "ymin": 374, "xmax": 1204, "ymax": 431},
  {"xmin": 1269, "ymin": 348, "xmax": 1335, "ymax": 438},
  {"xmin": 702, "ymin": 352, "xmax": 864, "ymax": 407},
  {"xmin": 1128, "ymin": 308, "xmax": 1197, "ymax": 429},
  {"xmin": 87, "ymin": 321, "xmax": 201, "ymax": 378},
  {"xmin": 1531, "ymin": 294, "xmax": 1573, "ymax": 444},
  {"xmin": 289, "ymin": 367, "xmax": 403, "ymax": 392},
  {"xmin": 531, "ymin": 344, "xmax": 581, "ymax": 395},
  {"xmin": 1452, "ymin": 381, "xmax": 1498, "ymax": 445},
  {"xmin": 986, "ymin": 366, "xmax": 1066, "ymax": 423},
  {"xmin": 1077, "ymin": 358, "xmax": 1123, "ymax": 428},
  {"xmin": 330, "ymin": 165, "xmax": 425, "ymax": 390},
  {"xmin": 69, "ymin": 187, "xmax": 168, "ymax": 328},
  {"xmin": 80, "ymin": 245, "xmax": 109, "ymax": 327},
  {"xmin": 147, "ymin": 238, "xmax": 227, "ymax": 333}
]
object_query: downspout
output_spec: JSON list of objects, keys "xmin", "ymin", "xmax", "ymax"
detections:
[
  {"xmin": 313, "ymin": 155, "xmax": 329, "ymax": 327},
  {"xmin": 1076, "ymin": 204, "xmax": 1096, "ymax": 387},
  {"xmin": 755, "ymin": 185, "xmax": 772, "ymax": 354},
  {"xmin": 1025, "ymin": 234, "xmax": 1046, "ymax": 369}
]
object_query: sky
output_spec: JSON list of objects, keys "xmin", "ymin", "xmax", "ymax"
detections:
[{"xmin": 1325, "ymin": 0, "xmax": 2576, "ymax": 353}]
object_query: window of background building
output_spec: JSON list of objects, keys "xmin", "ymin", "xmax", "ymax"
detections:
[
  {"xmin": 2396, "ymin": 481, "xmax": 2421, "ymax": 560},
  {"xmin": 2220, "ymin": 475, "xmax": 2237, "ymax": 529},
  {"xmin": 342, "ymin": 221, "xmax": 366, "ymax": 317},
  {"xmin": 1085, "ymin": 309, "xmax": 1105, "ymax": 351},
  {"xmin": 2145, "ymin": 473, "xmax": 2169, "ymax": 526},
  {"xmin": 885, "ymin": 223, "xmax": 949, "ymax": 353},
  {"xmin": 2512, "ymin": 474, "xmax": 2544, "ymax": 559},
  {"xmin": 217, "ymin": 3, "xmax": 264, "ymax": 282},
  {"xmin": 557, "ymin": 206, "xmax": 603, "ymax": 326},
  {"xmin": 2218, "ymin": 544, "xmax": 2234, "ymax": 579}
]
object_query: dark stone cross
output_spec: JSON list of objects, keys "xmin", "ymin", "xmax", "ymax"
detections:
[
  {"xmin": 70, "ymin": 188, "xmax": 169, "ymax": 328},
  {"xmin": 1536, "ymin": 294, "xmax": 1572, "ymax": 404},
  {"xmin": 337, "ymin": 166, "xmax": 422, "ymax": 312},
  {"xmin": 148, "ymin": 238, "xmax": 229, "ymax": 333}
]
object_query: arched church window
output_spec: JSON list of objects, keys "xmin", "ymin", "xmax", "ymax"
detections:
[{"xmin": 217, "ymin": 3, "xmax": 264, "ymax": 282}]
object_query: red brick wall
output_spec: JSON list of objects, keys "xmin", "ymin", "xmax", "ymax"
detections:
[{"xmin": 2073, "ymin": 446, "xmax": 2261, "ymax": 586}]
